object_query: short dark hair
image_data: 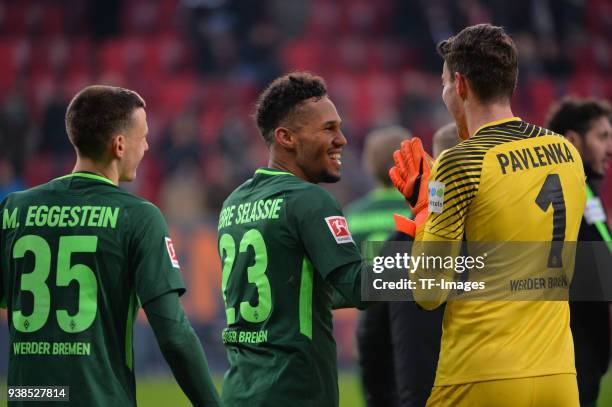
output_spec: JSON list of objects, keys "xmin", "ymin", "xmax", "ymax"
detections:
[
  {"xmin": 546, "ymin": 97, "xmax": 612, "ymax": 137},
  {"xmin": 254, "ymin": 72, "xmax": 327, "ymax": 145},
  {"xmin": 437, "ymin": 24, "xmax": 518, "ymax": 102},
  {"xmin": 65, "ymin": 85, "xmax": 145, "ymax": 160}
]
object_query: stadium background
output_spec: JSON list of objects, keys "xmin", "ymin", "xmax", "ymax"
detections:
[{"xmin": 0, "ymin": 0, "xmax": 611, "ymax": 405}]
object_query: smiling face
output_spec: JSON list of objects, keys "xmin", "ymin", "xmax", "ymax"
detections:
[{"xmin": 289, "ymin": 96, "xmax": 346, "ymax": 183}]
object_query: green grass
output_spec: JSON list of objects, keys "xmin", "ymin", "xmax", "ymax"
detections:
[
  {"xmin": 0, "ymin": 371, "xmax": 609, "ymax": 406},
  {"xmin": 599, "ymin": 372, "xmax": 612, "ymax": 407},
  {"xmin": 137, "ymin": 377, "xmax": 191, "ymax": 407},
  {"xmin": 136, "ymin": 371, "xmax": 612, "ymax": 407},
  {"xmin": 136, "ymin": 373, "xmax": 364, "ymax": 407}
]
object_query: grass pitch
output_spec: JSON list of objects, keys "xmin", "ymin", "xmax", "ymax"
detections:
[
  {"xmin": 135, "ymin": 371, "xmax": 612, "ymax": 407},
  {"xmin": 136, "ymin": 372, "xmax": 364, "ymax": 407},
  {"xmin": 0, "ymin": 371, "xmax": 609, "ymax": 405}
]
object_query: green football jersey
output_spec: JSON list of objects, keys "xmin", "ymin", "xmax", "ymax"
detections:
[
  {"xmin": 0, "ymin": 172, "xmax": 185, "ymax": 406},
  {"xmin": 345, "ymin": 187, "xmax": 412, "ymax": 249},
  {"xmin": 217, "ymin": 168, "xmax": 362, "ymax": 407}
]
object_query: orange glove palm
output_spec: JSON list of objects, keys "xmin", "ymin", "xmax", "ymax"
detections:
[
  {"xmin": 390, "ymin": 138, "xmax": 433, "ymax": 213},
  {"xmin": 389, "ymin": 138, "xmax": 433, "ymax": 236}
]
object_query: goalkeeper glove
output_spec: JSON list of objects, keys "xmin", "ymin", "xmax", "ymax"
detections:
[{"xmin": 389, "ymin": 138, "xmax": 433, "ymax": 237}]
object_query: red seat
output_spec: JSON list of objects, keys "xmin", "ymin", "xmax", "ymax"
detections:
[
  {"xmin": 40, "ymin": 5, "xmax": 65, "ymax": 36},
  {"xmin": 1, "ymin": 3, "xmax": 27, "ymax": 35},
  {"xmin": 281, "ymin": 38, "xmax": 326, "ymax": 72},
  {"xmin": 156, "ymin": 75, "xmax": 198, "ymax": 118},
  {"xmin": 527, "ymin": 78, "xmax": 557, "ymax": 125},
  {"xmin": 98, "ymin": 37, "xmax": 146, "ymax": 75},
  {"xmin": 63, "ymin": 68, "xmax": 92, "ymax": 97},
  {"xmin": 98, "ymin": 39, "xmax": 125, "ymax": 73},
  {"xmin": 122, "ymin": 0, "xmax": 161, "ymax": 35},
  {"xmin": 0, "ymin": 39, "xmax": 21, "ymax": 96}
]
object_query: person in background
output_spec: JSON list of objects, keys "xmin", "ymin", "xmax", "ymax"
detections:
[
  {"xmin": 347, "ymin": 126, "xmax": 412, "ymax": 249},
  {"xmin": 347, "ymin": 126, "xmax": 412, "ymax": 407},
  {"xmin": 354, "ymin": 122, "xmax": 461, "ymax": 407},
  {"xmin": 432, "ymin": 122, "xmax": 461, "ymax": 159},
  {"xmin": 546, "ymin": 97, "xmax": 612, "ymax": 407},
  {"xmin": 385, "ymin": 122, "xmax": 460, "ymax": 407},
  {"xmin": 0, "ymin": 157, "xmax": 25, "ymax": 201}
]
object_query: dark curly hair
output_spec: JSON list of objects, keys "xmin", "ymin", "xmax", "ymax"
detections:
[
  {"xmin": 254, "ymin": 72, "xmax": 327, "ymax": 145},
  {"xmin": 66, "ymin": 85, "xmax": 145, "ymax": 160},
  {"xmin": 546, "ymin": 97, "xmax": 612, "ymax": 137},
  {"xmin": 437, "ymin": 24, "xmax": 518, "ymax": 102}
]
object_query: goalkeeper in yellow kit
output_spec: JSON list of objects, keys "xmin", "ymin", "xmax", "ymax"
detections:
[{"xmin": 391, "ymin": 24, "xmax": 586, "ymax": 406}]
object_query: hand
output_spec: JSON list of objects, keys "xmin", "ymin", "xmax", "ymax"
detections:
[{"xmin": 389, "ymin": 138, "xmax": 433, "ymax": 215}]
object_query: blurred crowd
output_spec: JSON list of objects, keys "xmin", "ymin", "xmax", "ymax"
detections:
[
  {"xmin": 1, "ymin": 0, "xmax": 610, "ymax": 213},
  {"xmin": 0, "ymin": 0, "xmax": 611, "ymax": 371}
]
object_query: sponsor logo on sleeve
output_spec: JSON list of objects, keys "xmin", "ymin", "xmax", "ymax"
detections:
[
  {"xmin": 165, "ymin": 237, "xmax": 180, "ymax": 268},
  {"xmin": 428, "ymin": 181, "xmax": 445, "ymax": 213},
  {"xmin": 324, "ymin": 216, "xmax": 354, "ymax": 244}
]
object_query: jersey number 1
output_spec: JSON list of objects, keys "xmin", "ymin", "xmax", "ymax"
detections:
[
  {"xmin": 12, "ymin": 235, "xmax": 98, "ymax": 333},
  {"xmin": 535, "ymin": 174, "xmax": 566, "ymax": 268}
]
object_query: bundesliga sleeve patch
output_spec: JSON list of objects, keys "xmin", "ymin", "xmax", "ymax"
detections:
[
  {"xmin": 428, "ymin": 181, "xmax": 445, "ymax": 213},
  {"xmin": 165, "ymin": 237, "xmax": 180, "ymax": 268},
  {"xmin": 324, "ymin": 216, "xmax": 354, "ymax": 244}
]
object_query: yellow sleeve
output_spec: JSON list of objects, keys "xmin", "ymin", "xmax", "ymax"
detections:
[
  {"xmin": 424, "ymin": 147, "xmax": 482, "ymax": 239},
  {"xmin": 409, "ymin": 147, "xmax": 484, "ymax": 309}
]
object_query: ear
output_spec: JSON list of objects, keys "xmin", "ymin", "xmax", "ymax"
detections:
[
  {"xmin": 454, "ymin": 72, "xmax": 468, "ymax": 100},
  {"xmin": 565, "ymin": 130, "xmax": 583, "ymax": 151},
  {"xmin": 273, "ymin": 127, "xmax": 295, "ymax": 150},
  {"xmin": 111, "ymin": 134, "xmax": 126, "ymax": 158}
]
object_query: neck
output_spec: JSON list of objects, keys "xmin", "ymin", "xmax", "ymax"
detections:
[
  {"xmin": 268, "ymin": 150, "xmax": 312, "ymax": 182},
  {"xmin": 465, "ymin": 99, "xmax": 514, "ymax": 137},
  {"xmin": 73, "ymin": 156, "xmax": 119, "ymax": 185}
]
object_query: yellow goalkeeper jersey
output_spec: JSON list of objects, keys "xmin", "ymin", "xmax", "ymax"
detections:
[{"xmin": 421, "ymin": 117, "xmax": 586, "ymax": 386}]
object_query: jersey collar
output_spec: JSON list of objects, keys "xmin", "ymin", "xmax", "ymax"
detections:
[
  {"xmin": 255, "ymin": 167, "xmax": 294, "ymax": 177},
  {"xmin": 55, "ymin": 171, "xmax": 116, "ymax": 186},
  {"xmin": 473, "ymin": 117, "xmax": 522, "ymax": 137}
]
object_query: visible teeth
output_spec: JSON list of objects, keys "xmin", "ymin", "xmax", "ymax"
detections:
[{"xmin": 330, "ymin": 153, "xmax": 341, "ymax": 160}]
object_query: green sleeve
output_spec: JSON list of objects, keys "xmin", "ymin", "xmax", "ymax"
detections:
[
  {"xmin": 144, "ymin": 292, "xmax": 221, "ymax": 407},
  {"xmin": 129, "ymin": 202, "xmax": 186, "ymax": 305},
  {"xmin": 292, "ymin": 186, "xmax": 362, "ymax": 279},
  {"xmin": 328, "ymin": 260, "xmax": 367, "ymax": 310}
]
